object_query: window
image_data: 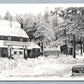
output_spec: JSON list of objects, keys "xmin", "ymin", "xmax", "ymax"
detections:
[
  {"xmin": 23, "ymin": 38, "xmax": 29, "ymax": 42},
  {"xmin": 0, "ymin": 36, "xmax": 8, "ymax": 40},
  {"xmin": 8, "ymin": 37, "xmax": 11, "ymax": 41},
  {"xmin": 14, "ymin": 51, "xmax": 17, "ymax": 54},
  {"xmin": 20, "ymin": 38, "xmax": 23, "ymax": 42},
  {"xmin": 19, "ymin": 51, "xmax": 22, "ymax": 54},
  {"xmin": 11, "ymin": 37, "xmax": 20, "ymax": 41},
  {"xmin": 0, "ymin": 36, "xmax": 29, "ymax": 42}
]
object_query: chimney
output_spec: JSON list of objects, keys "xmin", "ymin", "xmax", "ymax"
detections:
[
  {"xmin": 10, "ymin": 20, "xmax": 12, "ymax": 28},
  {"xmin": 10, "ymin": 15, "xmax": 12, "ymax": 28}
]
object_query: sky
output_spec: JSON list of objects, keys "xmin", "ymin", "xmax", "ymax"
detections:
[{"xmin": 0, "ymin": 4, "xmax": 84, "ymax": 16}]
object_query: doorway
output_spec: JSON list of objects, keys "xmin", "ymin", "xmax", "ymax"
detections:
[
  {"xmin": 27, "ymin": 50, "xmax": 32, "ymax": 58},
  {"xmin": 13, "ymin": 49, "xmax": 23, "ymax": 59}
]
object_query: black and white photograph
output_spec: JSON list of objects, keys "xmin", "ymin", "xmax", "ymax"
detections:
[{"xmin": 0, "ymin": 4, "xmax": 84, "ymax": 80}]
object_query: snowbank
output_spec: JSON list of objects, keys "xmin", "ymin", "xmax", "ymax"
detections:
[{"xmin": 0, "ymin": 54, "xmax": 83, "ymax": 79}]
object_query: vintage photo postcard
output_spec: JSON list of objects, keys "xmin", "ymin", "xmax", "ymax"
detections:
[{"xmin": 0, "ymin": 4, "xmax": 84, "ymax": 81}]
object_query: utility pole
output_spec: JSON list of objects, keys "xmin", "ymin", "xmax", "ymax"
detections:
[{"xmin": 73, "ymin": 34, "xmax": 76, "ymax": 58}]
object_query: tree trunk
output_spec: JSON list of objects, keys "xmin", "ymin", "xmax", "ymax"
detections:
[
  {"xmin": 83, "ymin": 37, "xmax": 84, "ymax": 52},
  {"xmin": 73, "ymin": 34, "xmax": 76, "ymax": 58},
  {"xmin": 80, "ymin": 38, "xmax": 83, "ymax": 55}
]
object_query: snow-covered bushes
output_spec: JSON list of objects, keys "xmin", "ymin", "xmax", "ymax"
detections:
[{"xmin": 0, "ymin": 54, "xmax": 83, "ymax": 77}]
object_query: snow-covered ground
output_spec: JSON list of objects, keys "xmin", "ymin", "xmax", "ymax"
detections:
[{"xmin": 0, "ymin": 54, "xmax": 84, "ymax": 80}]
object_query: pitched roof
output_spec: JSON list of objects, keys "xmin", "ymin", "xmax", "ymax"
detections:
[
  {"xmin": 27, "ymin": 42, "xmax": 41, "ymax": 49},
  {"xmin": 0, "ymin": 20, "xmax": 29, "ymax": 38}
]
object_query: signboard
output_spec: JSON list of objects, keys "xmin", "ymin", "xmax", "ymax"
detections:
[{"xmin": 4, "ymin": 41, "xmax": 31, "ymax": 46}]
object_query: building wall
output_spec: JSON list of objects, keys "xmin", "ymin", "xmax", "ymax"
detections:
[
  {"xmin": 27, "ymin": 48, "xmax": 40, "ymax": 58},
  {"xmin": 32, "ymin": 48, "xmax": 40, "ymax": 58},
  {"xmin": 0, "ymin": 47, "xmax": 40, "ymax": 59}
]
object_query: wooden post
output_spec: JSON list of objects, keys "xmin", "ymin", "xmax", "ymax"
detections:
[
  {"xmin": 8, "ymin": 45, "xmax": 11, "ymax": 58},
  {"xmin": 24, "ymin": 46, "xmax": 27, "ymax": 59},
  {"xmin": 10, "ymin": 46, "xmax": 12, "ymax": 56},
  {"xmin": 23, "ymin": 46, "xmax": 25, "ymax": 58},
  {"xmin": 73, "ymin": 34, "xmax": 76, "ymax": 58},
  {"xmin": 10, "ymin": 46, "xmax": 14, "ymax": 59}
]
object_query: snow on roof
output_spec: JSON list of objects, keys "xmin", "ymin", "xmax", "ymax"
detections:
[
  {"xmin": 0, "ymin": 20, "xmax": 21, "ymax": 28},
  {"xmin": 27, "ymin": 42, "xmax": 41, "ymax": 49},
  {"xmin": 0, "ymin": 20, "xmax": 29, "ymax": 38}
]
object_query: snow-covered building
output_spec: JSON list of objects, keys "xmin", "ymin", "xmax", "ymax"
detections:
[{"xmin": 0, "ymin": 20, "xmax": 40, "ymax": 59}]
